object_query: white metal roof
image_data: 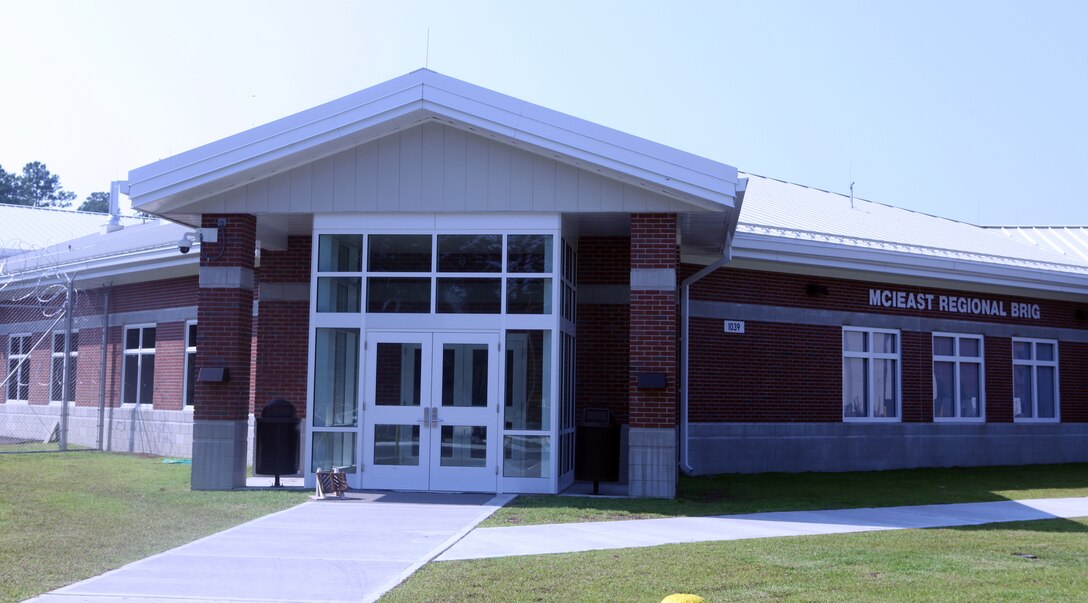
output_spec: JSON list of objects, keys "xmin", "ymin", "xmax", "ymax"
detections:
[
  {"xmin": 732, "ymin": 174, "xmax": 1088, "ymax": 296},
  {"xmin": 0, "ymin": 204, "xmax": 142, "ymax": 258},
  {"xmin": 128, "ymin": 69, "xmax": 740, "ymax": 218},
  {"xmin": 993, "ymin": 227, "xmax": 1088, "ymax": 264}
]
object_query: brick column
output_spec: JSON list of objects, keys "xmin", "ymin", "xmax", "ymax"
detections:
[
  {"xmin": 191, "ymin": 214, "xmax": 256, "ymax": 490},
  {"xmin": 628, "ymin": 213, "xmax": 678, "ymax": 498}
]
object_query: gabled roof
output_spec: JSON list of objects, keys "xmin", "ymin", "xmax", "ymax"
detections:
[
  {"xmin": 992, "ymin": 226, "xmax": 1088, "ymax": 264},
  {"xmin": 733, "ymin": 174, "xmax": 1088, "ymax": 297},
  {"xmin": 128, "ymin": 69, "xmax": 740, "ymax": 217},
  {"xmin": 0, "ymin": 204, "xmax": 142, "ymax": 258}
]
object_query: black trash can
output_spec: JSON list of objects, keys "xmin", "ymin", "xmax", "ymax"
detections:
[
  {"xmin": 254, "ymin": 398, "xmax": 300, "ymax": 487},
  {"xmin": 575, "ymin": 408, "xmax": 620, "ymax": 494}
]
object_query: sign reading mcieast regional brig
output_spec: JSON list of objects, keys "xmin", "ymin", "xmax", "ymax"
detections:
[{"xmin": 868, "ymin": 288, "xmax": 1041, "ymax": 320}]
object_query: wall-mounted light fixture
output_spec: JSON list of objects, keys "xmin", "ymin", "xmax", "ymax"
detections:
[{"xmin": 806, "ymin": 283, "xmax": 830, "ymax": 298}]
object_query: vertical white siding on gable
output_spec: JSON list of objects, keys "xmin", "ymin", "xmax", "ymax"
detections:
[{"xmin": 215, "ymin": 123, "xmax": 689, "ymax": 215}]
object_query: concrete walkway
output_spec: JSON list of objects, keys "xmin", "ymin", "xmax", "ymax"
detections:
[
  {"xmin": 30, "ymin": 491, "xmax": 513, "ymax": 603},
  {"xmin": 438, "ymin": 496, "xmax": 1088, "ymax": 561}
]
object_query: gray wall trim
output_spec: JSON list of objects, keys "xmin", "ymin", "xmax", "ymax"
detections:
[
  {"xmin": 631, "ymin": 268, "xmax": 676, "ymax": 291},
  {"xmin": 579, "ymin": 284, "xmax": 630, "ymax": 305},
  {"xmin": 259, "ymin": 283, "xmax": 310, "ymax": 302},
  {"xmin": 688, "ymin": 422, "xmax": 1088, "ymax": 474},
  {"xmin": 110, "ymin": 306, "xmax": 199, "ymax": 328},
  {"xmin": 199, "ymin": 266, "xmax": 255, "ymax": 290},
  {"xmin": 0, "ymin": 306, "xmax": 198, "ymax": 335},
  {"xmin": 691, "ymin": 300, "xmax": 1088, "ymax": 342}
]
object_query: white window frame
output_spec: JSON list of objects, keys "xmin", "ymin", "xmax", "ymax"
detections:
[
  {"xmin": 932, "ymin": 332, "xmax": 985, "ymax": 423},
  {"xmin": 6, "ymin": 333, "xmax": 32, "ymax": 403},
  {"xmin": 49, "ymin": 330, "xmax": 78, "ymax": 404},
  {"xmin": 122, "ymin": 324, "xmax": 156, "ymax": 406},
  {"xmin": 842, "ymin": 326, "xmax": 902, "ymax": 422},
  {"xmin": 183, "ymin": 320, "xmax": 197, "ymax": 410},
  {"xmin": 1012, "ymin": 337, "xmax": 1059, "ymax": 423}
]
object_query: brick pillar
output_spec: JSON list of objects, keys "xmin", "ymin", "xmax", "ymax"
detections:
[
  {"xmin": 191, "ymin": 214, "xmax": 256, "ymax": 490},
  {"xmin": 628, "ymin": 213, "xmax": 678, "ymax": 498}
]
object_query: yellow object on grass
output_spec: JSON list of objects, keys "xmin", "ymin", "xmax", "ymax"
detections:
[{"xmin": 661, "ymin": 595, "xmax": 705, "ymax": 603}]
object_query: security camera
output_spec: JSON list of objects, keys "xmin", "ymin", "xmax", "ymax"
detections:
[
  {"xmin": 178, "ymin": 236, "xmax": 193, "ymax": 254},
  {"xmin": 178, "ymin": 228, "xmax": 218, "ymax": 255}
]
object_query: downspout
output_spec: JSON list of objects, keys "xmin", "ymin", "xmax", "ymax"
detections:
[
  {"xmin": 96, "ymin": 283, "xmax": 111, "ymax": 450},
  {"xmin": 679, "ymin": 177, "xmax": 746, "ymax": 475}
]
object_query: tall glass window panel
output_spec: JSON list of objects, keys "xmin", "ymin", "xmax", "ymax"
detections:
[
  {"xmin": 311, "ymin": 431, "xmax": 356, "ymax": 472},
  {"xmin": 504, "ymin": 435, "xmax": 550, "ymax": 478},
  {"xmin": 1037, "ymin": 366, "xmax": 1056, "ymax": 418},
  {"xmin": 959, "ymin": 363, "xmax": 981, "ymax": 418},
  {"xmin": 373, "ymin": 425, "xmax": 419, "ymax": 466},
  {"xmin": 317, "ymin": 277, "xmax": 362, "ymax": 313},
  {"xmin": 873, "ymin": 359, "xmax": 898, "ymax": 418},
  {"xmin": 50, "ymin": 332, "xmax": 77, "ymax": 403},
  {"xmin": 507, "ymin": 278, "xmax": 552, "ymax": 314},
  {"xmin": 504, "ymin": 330, "xmax": 551, "ymax": 430},
  {"xmin": 366, "ymin": 278, "xmax": 431, "ymax": 313},
  {"xmin": 318, "ymin": 234, "xmax": 363, "ymax": 272},
  {"xmin": 185, "ymin": 323, "xmax": 197, "ymax": 407},
  {"xmin": 375, "ymin": 343, "xmax": 422, "ymax": 407},
  {"xmin": 442, "ymin": 344, "xmax": 488, "ymax": 408},
  {"xmin": 313, "ymin": 328, "xmax": 359, "ymax": 427},
  {"xmin": 507, "ymin": 235, "xmax": 553, "ymax": 273},
  {"xmin": 1014, "ymin": 366, "xmax": 1033, "ymax": 418},
  {"xmin": 436, "ymin": 278, "xmax": 500, "ymax": 313},
  {"xmin": 438, "ymin": 235, "xmax": 501, "ymax": 272},
  {"xmin": 123, "ymin": 326, "xmax": 155, "ymax": 406},
  {"xmin": 933, "ymin": 362, "xmax": 955, "ymax": 418},
  {"xmin": 368, "ymin": 235, "xmax": 432, "ymax": 272},
  {"xmin": 843, "ymin": 357, "xmax": 868, "ymax": 417},
  {"xmin": 7, "ymin": 335, "xmax": 30, "ymax": 401}
]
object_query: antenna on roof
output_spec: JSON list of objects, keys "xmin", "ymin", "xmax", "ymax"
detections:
[
  {"xmin": 426, "ymin": 27, "xmax": 431, "ymax": 68},
  {"xmin": 849, "ymin": 181, "xmax": 855, "ymax": 209}
]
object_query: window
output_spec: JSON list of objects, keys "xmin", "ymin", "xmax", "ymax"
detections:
[
  {"xmin": 843, "ymin": 327, "xmax": 900, "ymax": 421},
  {"xmin": 123, "ymin": 325, "xmax": 155, "ymax": 406},
  {"xmin": 7, "ymin": 334, "xmax": 31, "ymax": 402},
  {"xmin": 50, "ymin": 331, "xmax": 78, "ymax": 403},
  {"xmin": 932, "ymin": 333, "xmax": 984, "ymax": 421},
  {"xmin": 184, "ymin": 322, "xmax": 197, "ymax": 408},
  {"xmin": 1013, "ymin": 338, "xmax": 1058, "ymax": 421}
]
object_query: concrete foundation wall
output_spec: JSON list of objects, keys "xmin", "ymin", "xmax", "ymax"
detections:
[{"xmin": 689, "ymin": 422, "xmax": 1088, "ymax": 474}]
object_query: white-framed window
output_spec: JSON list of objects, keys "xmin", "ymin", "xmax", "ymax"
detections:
[
  {"xmin": 50, "ymin": 331, "xmax": 78, "ymax": 404},
  {"xmin": 1013, "ymin": 338, "xmax": 1059, "ymax": 421},
  {"xmin": 183, "ymin": 321, "xmax": 197, "ymax": 409},
  {"xmin": 843, "ymin": 327, "xmax": 900, "ymax": 421},
  {"xmin": 932, "ymin": 333, "xmax": 984, "ymax": 421},
  {"xmin": 6, "ymin": 333, "xmax": 31, "ymax": 402},
  {"xmin": 122, "ymin": 325, "xmax": 156, "ymax": 406}
]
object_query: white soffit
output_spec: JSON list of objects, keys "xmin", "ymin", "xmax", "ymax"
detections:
[{"xmin": 128, "ymin": 69, "xmax": 739, "ymax": 216}]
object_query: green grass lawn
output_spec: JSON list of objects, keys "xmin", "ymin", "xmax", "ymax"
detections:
[
  {"xmin": 0, "ymin": 451, "xmax": 309, "ymax": 603},
  {"xmin": 384, "ymin": 517, "xmax": 1088, "ymax": 602},
  {"xmin": 486, "ymin": 463, "xmax": 1088, "ymax": 526}
]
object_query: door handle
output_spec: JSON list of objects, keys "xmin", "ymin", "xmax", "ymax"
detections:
[
  {"xmin": 419, "ymin": 406, "xmax": 430, "ymax": 428},
  {"xmin": 431, "ymin": 407, "xmax": 441, "ymax": 426}
]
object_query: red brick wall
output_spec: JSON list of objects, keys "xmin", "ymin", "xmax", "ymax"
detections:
[
  {"xmin": 254, "ymin": 235, "xmax": 311, "ymax": 417},
  {"xmin": 109, "ymin": 277, "xmax": 198, "ymax": 314},
  {"xmin": 576, "ymin": 237, "xmax": 630, "ymax": 423},
  {"xmin": 628, "ymin": 214, "xmax": 677, "ymax": 429},
  {"xmin": 687, "ymin": 265, "xmax": 1088, "ymax": 424}
]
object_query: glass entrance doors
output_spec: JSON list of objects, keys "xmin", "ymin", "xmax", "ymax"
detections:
[{"xmin": 362, "ymin": 331, "xmax": 499, "ymax": 492}]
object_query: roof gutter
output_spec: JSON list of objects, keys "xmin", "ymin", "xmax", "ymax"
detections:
[{"xmin": 679, "ymin": 177, "xmax": 746, "ymax": 475}]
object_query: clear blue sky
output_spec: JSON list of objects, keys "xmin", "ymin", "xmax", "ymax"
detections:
[{"xmin": 1, "ymin": 0, "xmax": 1085, "ymax": 225}]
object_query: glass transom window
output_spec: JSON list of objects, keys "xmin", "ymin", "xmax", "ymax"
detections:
[{"xmin": 316, "ymin": 233, "xmax": 555, "ymax": 316}]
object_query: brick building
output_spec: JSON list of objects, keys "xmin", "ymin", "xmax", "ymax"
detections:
[{"xmin": 3, "ymin": 70, "xmax": 1087, "ymax": 498}]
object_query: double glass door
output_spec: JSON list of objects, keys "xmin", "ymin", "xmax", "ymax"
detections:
[{"xmin": 363, "ymin": 331, "xmax": 499, "ymax": 492}]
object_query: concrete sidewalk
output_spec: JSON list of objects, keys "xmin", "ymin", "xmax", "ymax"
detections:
[
  {"xmin": 438, "ymin": 496, "xmax": 1088, "ymax": 560},
  {"xmin": 30, "ymin": 491, "xmax": 513, "ymax": 603}
]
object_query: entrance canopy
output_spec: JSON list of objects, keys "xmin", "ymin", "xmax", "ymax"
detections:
[{"xmin": 127, "ymin": 69, "xmax": 742, "ymax": 256}]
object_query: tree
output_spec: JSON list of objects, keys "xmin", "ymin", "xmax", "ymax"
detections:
[
  {"xmin": 78, "ymin": 191, "xmax": 110, "ymax": 213},
  {"xmin": 17, "ymin": 162, "xmax": 76, "ymax": 207},
  {"xmin": 0, "ymin": 166, "xmax": 18, "ymax": 205}
]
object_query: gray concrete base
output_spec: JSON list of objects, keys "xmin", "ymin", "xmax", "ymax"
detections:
[
  {"xmin": 689, "ymin": 422, "xmax": 1088, "ymax": 474},
  {"xmin": 628, "ymin": 427, "xmax": 677, "ymax": 498},
  {"xmin": 0, "ymin": 404, "xmax": 196, "ymax": 457},
  {"xmin": 191, "ymin": 420, "xmax": 249, "ymax": 490}
]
